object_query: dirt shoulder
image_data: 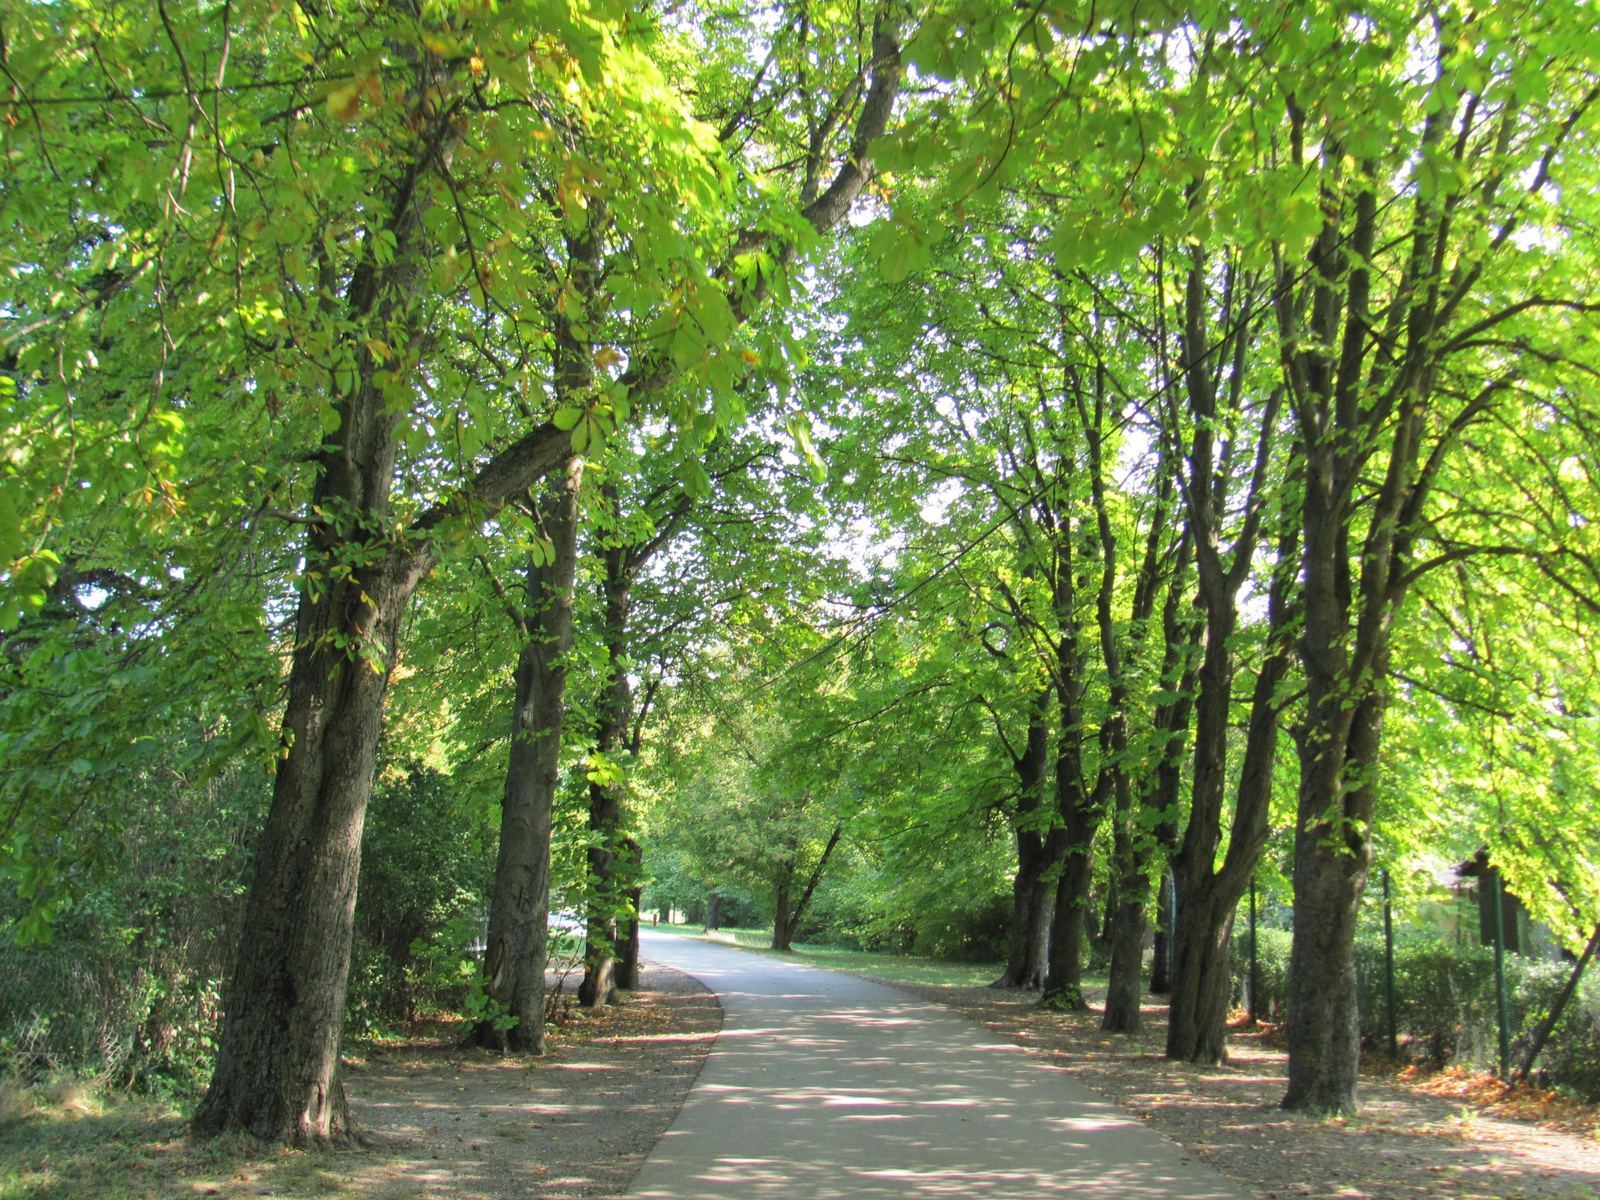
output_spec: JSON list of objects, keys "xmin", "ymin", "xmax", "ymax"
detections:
[
  {"xmin": 0, "ymin": 959, "xmax": 720, "ymax": 1200},
  {"xmin": 881, "ymin": 982, "xmax": 1600, "ymax": 1200},
  {"xmin": 340, "ymin": 960, "xmax": 721, "ymax": 1200}
]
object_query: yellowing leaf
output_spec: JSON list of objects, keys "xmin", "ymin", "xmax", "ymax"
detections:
[{"xmin": 327, "ymin": 84, "xmax": 360, "ymax": 121}]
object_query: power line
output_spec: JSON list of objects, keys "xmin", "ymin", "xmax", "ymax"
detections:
[{"xmin": 737, "ymin": 182, "xmax": 1423, "ymax": 699}]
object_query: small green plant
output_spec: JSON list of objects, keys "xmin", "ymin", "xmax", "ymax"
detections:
[{"xmin": 406, "ymin": 916, "xmax": 517, "ymax": 1034}]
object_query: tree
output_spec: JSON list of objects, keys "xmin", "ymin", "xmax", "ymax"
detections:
[
  {"xmin": 473, "ymin": 462, "xmax": 583, "ymax": 1053},
  {"xmin": 1260, "ymin": 3, "xmax": 1600, "ymax": 1112},
  {"xmin": 5, "ymin": 0, "xmax": 821, "ymax": 1142},
  {"xmin": 1159, "ymin": 241, "xmax": 1299, "ymax": 1063},
  {"xmin": 652, "ymin": 666, "xmax": 848, "ymax": 947},
  {"xmin": 466, "ymin": 1, "xmax": 906, "ymax": 1020}
]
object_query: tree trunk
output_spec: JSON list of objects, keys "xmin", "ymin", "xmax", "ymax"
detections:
[
  {"xmin": 191, "ymin": 554, "xmax": 408, "ymax": 1141},
  {"xmin": 1274, "ymin": 128, "xmax": 1401, "ymax": 1115},
  {"xmin": 577, "ymin": 766, "xmax": 624, "ymax": 1008},
  {"xmin": 1166, "ymin": 619, "xmax": 1293, "ymax": 1062},
  {"xmin": 1102, "ymin": 884, "xmax": 1150, "ymax": 1032},
  {"xmin": 1095, "ymin": 877, "xmax": 1118, "ymax": 961},
  {"xmin": 469, "ymin": 461, "xmax": 583, "ymax": 1053},
  {"xmin": 1041, "ymin": 750, "xmax": 1104, "ymax": 1011},
  {"xmin": 772, "ymin": 878, "xmax": 793, "ymax": 951},
  {"xmin": 1165, "ymin": 884, "xmax": 1238, "ymax": 1063},
  {"xmin": 994, "ymin": 699, "xmax": 1057, "ymax": 989},
  {"xmin": 616, "ymin": 880, "xmax": 643, "ymax": 990},
  {"xmin": 1041, "ymin": 830, "xmax": 1096, "ymax": 1010},
  {"xmin": 579, "ymin": 521, "xmax": 635, "ymax": 1008},
  {"xmin": 1106, "ymin": 548, "xmax": 1197, "ymax": 1027},
  {"xmin": 193, "ymin": 97, "xmax": 458, "ymax": 1138},
  {"xmin": 786, "ymin": 822, "xmax": 843, "ymax": 941},
  {"xmin": 1281, "ymin": 690, "xmax": 1383, "ymax": 1112},
  {"xmin": 1164, "ymin": 631, "xmax": 1239, "ymax": 1064},
  {"xmin": 1516, "ymin": 924, "xmax": 1600, "ymax": 1083},
  {"xmin": 996, "ymin": 872, "xmax": 1056, "ymax": 990},
  {"xmin": 1162, "ymin": 245, "xmax": 1298, "ymax": 1066},
  {"xmin": 1151, "ymin": 872, "xmax": 1175, "ymax": 994},
  {"xmin": 705, "ymin": 892, "xmax": 723, "ymax": 931},
  {"xmin": 1039, "ymin": 511, "xmax": 1103, "ymax": 1012}
]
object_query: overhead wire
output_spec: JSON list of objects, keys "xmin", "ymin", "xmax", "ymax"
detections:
[{"xmin": 731, "ymin": 177, "xmax": 1426, "ymax": 701}]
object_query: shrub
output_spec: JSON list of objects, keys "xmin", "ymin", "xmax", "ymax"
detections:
[
  {"xmin": 1338, "ymin": 929, "xmax": 1600, "ymax": 1099},
  {"xmin": 1230, "ymin": 925, "xmax": 1292, "ymax": 1022},
  {"xmin": 0, "ymin": 761, "xmax": 261, "ymax": 1094},
  {"xmin": 793, "ymin": 868, "xmax": 1009, "ymax": 961},
  {"xmin": 1534, "ymin": 977, "xmax": 1600, "ymax": 1100},
  {"xmin": 347, "ymin": 761, "xmax": 492, "ymax": 1033}
]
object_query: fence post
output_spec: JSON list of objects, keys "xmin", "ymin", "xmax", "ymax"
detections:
[
  {"xmin": 1490, "ymin": 866, "xmax": 1511, "ymax": 1078},
  {"xmin": 1382, "ymin": 868, "xmax": 1397, "ymax": 1060},
  {"xmin": 1248, "ymin": 876, "xmax": 1259, "ymax": 1025}
]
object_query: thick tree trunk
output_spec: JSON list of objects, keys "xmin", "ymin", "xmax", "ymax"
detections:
[
  {"xmin": 1163, "ymin": 248, "xmax": 1296, "ymax": 1066},
  {"xmin": 1166, "ymin": 627, "xmax": 1293, "ymax": 1063},
  {"xmin": 997, "ymin": 873, "xmax": 1056, "ymax": 990},
  {"xmin": 1273, "ymin": 143, "xmax": 1391, "ymax": 1115},
  {"xmin": 192, "ymin": 555, "xmax": 413, "ymax": 1142},
  {"xmin": 1150, "ymin": 873, "xmax": 1174, "ymax": 994},
  {"xmin": 194, "ymin": 97, "xmax": 452, "ymax": 1137},
  {"xmin": 1164, "ymin": 883, "xmax": 1238, "ymax": 1063},
  {"xmin": 994, "ymin": 701, "xmax": 1057, "ymax": 989},
  {"xmin": 469, "ymin": 461, "xmax": 583, "ymax": 1053},
  {"xmin": 1102, "ymin": 884, "xmax": 1150, "ymax": 1032},
  {"xmin": 1040, "ymin": 833, "xmax": 1095, "ymax": 1010},
  {"xmin": 772, "ymin": 878, "xmax": 794, "ymax": 951},
  {"xmin": 1281, "ymin": 812, "xmax": 1368, "ymax": 1111},
  {"xmin": 616, "ymin": 879, "xmax": 643, "ymax": 990},
  {"xmin": 1282, "ymin": 690, "xmax": 1383, "ymax": 1113},
  {"xmin": 705, "ymin": 893, "xmax": 723, "ymax": 931},
  {"xmin": 579, "ymin": 524, "xmax": 635, "ymax": 1009},
  {"xmin": 1040, "ymin": 756, "xmax": 1103, "ymax": 1011}
]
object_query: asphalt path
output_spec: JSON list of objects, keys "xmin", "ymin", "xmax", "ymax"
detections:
[{"xmin": 627, "ymin": 929, "xmax": 1253, "ymax": 1200}]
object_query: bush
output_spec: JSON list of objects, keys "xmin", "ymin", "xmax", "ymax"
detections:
[
  {"xmin": 1534, "ymin": 978, "xmax": 1600, "ymax": 1100},
  {"xmin": 346, "ymin": 761, "xmax": 493, "ymax": 1034},
  {"xmin": 1338, "ymin": 930, "xmax": 1600, "ymax": 1099},
  {"xmin": 1, "ymin": 753, "xmax": 499, "ymax": 1096},
  {"xmin": 0, "ymin": 760, "xmax": 262, "ymax": 1094},
  {"xmin": 1230, "ymin": 926, "xmax": 1292, "ymax": 1022},
  {"xmin": 1355, "ymin": 933, "xmax": 1492, "ymax": 1063},
  {"xmin": 793, "ymin": 868, "xmax": 1009, "ymax": 961}
]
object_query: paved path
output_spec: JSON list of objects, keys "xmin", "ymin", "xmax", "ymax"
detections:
[{"xmin": 628, "ymin": 930, "xmax": 1252, "ymax": 1200}]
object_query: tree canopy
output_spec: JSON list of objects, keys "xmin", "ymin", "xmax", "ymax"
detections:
[{"xmin": 5, "ymin": 0, "xmax": 1600, "ymax": 1136}]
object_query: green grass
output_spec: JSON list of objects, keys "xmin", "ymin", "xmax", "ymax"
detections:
[
  {"xmin": 661, "ymin": 924, "xmax": 1007, "ymax": 988},
  {"xmin": 0, "ymin": 1084, "xmax": 400, "ymax": 1200}
]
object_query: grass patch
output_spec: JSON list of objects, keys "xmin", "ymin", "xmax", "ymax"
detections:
[
  {"xmin": 662, "ymin": 925, "xmax": 1007, "ymax": 988},
  {"xmin": 0, "ymin": 1086, "xmax": 401, "ymax": 1200}
]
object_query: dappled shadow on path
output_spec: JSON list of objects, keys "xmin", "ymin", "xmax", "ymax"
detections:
[
  {"xmin": 898, "ymin": 981, "xmax": 1600, "ymax": 1200},
  {"xmin": 631, "ymin": 937, "xmax": 1245, "ymax": 1200}
]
